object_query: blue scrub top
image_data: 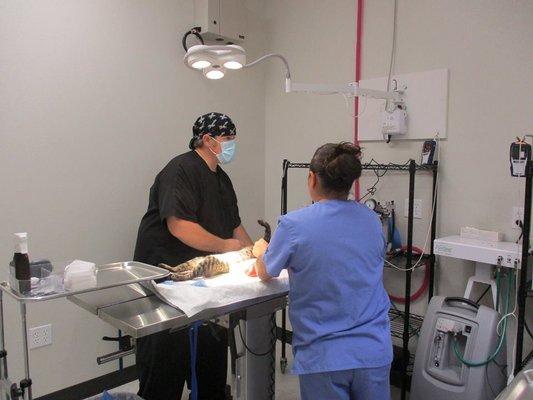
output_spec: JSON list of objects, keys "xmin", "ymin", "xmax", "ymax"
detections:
[{"xmin": 263, "ymin": 200, "xmax": 393, "ymax": 375}]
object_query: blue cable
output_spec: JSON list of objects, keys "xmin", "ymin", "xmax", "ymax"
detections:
[
  {"xmin": 189, "ymin": 321, "xmax": 203, "ymax": 400},
  {"xmin": 387, "ymin": 213, "xmax": 402, "ymax": 250}
]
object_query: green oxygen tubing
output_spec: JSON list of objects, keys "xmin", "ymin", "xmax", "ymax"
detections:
[{"xmin": 451, "ymin": 268, "xmax": 513, "ymax": 367}]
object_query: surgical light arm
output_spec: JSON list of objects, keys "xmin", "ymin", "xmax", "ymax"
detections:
[{"xmin": 244, "ymin": 53, "xmax": 403, "ymax": 102}]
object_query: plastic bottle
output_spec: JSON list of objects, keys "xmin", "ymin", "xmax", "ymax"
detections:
[{"xmin": 13, "ymin": 233, "xmax": 31, "ymax": 294}]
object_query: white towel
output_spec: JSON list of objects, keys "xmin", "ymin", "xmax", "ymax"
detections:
[
  {"xmin": 64, "ymin": 260, "xmax": 97, "ymax": 291},
  {"xmin": 153, "ymin": 258, "xmax": 289, "ymax": 316}
]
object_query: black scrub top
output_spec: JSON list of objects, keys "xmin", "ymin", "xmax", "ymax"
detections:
[{"xmin": 133, "ymin": 151, "xmax": 241, "ymax": 266}]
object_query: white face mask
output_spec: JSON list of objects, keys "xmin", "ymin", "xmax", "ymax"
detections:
[{"xmin": 209, "ymin": 137, "xmax": 236, "ymax": 164}]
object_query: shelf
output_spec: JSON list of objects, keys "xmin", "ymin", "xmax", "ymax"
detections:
[
  {"xmin": 389, "ymin": 308, "xmax": 424, "ymax": 339},
  {"xmin": 285, "ymin": 161, "xmax": 438, "ymax": 172},
  {"xmin": 384, "ymin": 253, "xmax": 431, "ymax": 271}
]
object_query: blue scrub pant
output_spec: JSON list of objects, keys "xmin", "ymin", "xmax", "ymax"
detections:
[{"xmin": 299, "ymin": 364, "xmax": 391, "ymax": 400}]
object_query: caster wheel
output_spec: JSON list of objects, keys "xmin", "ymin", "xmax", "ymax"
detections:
[{"xmin": 280, "ymin": 358, "xmax": 287, "ymax": 374}]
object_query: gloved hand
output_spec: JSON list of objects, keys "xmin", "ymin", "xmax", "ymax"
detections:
[
  {"xmin": 245, "ymin": 264, "xmax": 257, "ymax": 277},
  {"xmin": 252, "ymin": 238, "xmax": 268, "ymax": 258},
  {"xmin": 245, "ymin": 238, "xmax": 269, "ymax": 277}
]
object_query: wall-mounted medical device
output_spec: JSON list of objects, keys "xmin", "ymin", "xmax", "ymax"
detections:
[
  {"xmin": 510, "ymin": 138, "xmax": 531, "ymax": 177},
  {"xmin": 381, "ymin": 105, "xmax": 408, "ymax": 138},
  {"xmin": 421, "ymin": 139, "xmax": 438, "ymax": 165}
]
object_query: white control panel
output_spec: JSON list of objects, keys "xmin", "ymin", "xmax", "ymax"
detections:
[
  {"xmin": 436, "ymin": 317, "xmax": 457, "ymax": 333},
  {"xmin": 434, "ymin": 236, "xmax": 521, "ymax": 269}
]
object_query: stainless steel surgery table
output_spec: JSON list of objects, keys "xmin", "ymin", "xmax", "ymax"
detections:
[
  {"xmin": 69, "ymin": 283, "xmax": 288, "ymax": 400},
  {"xmin": 68, "ymin": 283, "xmax": 287, "ymax": 339}
]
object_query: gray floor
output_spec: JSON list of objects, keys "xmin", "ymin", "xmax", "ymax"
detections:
[{"xmin": 96, "ymin": 344, "xmax": 405, "ymax": 399}]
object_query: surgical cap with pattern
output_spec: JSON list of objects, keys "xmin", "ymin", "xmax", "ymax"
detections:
[{"xmin": 189, "ymin": 112, "xmax": 236, "ymax": 149}]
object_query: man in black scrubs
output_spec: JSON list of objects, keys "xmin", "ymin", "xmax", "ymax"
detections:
[{"xmin": 133, "ymin": 112, "xmax": 253, "ymax": 400}]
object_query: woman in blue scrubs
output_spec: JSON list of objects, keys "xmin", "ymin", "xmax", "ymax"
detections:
[{"xmin": 252, "ymin": 142, "xmax": 392, "ymax": 400}]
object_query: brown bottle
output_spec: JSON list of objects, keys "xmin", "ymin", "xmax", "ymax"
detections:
[{"xmin": 13, "ymin": 233, "xmax": 31, "ymax": 294}]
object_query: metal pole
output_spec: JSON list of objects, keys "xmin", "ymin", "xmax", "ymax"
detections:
[
  {"xmin": 280, "ymin": 159, "xmax": 289, "ymax": 372},
  {"xmin": 429, "ymin": 161, "xmax": 438, "ymax": 301},
  {"xmin": 401, "ymin": 160, "xmax": 416, "ymax": 400},
  {"xmin": 118, "ymin": 330, "xmax": 123, "ymax": 371},
  {"xmin": 19, "ymin": 304, "xmax": 31, "ymax": 400},
  {"xmin": 515, "ymin": 160, "xmax": 532, "ymax": 375},
  {"xmin": 0, "ymin": 292, "xmax": 8, "ymax": 381},
  {"xmin": 281, "ymin": 160, "xmax": 288, "ymax": 215}
]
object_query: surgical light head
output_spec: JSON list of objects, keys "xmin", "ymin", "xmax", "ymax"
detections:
[{"xmin": 184, "ymin": 44, "xmax": 246, "ymax": 79}]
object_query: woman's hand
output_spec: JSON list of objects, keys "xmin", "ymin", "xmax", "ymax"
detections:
[
  {"xmin": 245, "ymin": 263, "xmax": 258, "ymax": 277},
  {"xmin": 252, "ymin": 238, "xmax": 269, "ymax": 258}
]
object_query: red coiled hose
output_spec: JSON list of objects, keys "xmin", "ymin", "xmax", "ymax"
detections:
[{"xmin": 388, "ymin": 245, "xmax": 430, "ymax": 303}]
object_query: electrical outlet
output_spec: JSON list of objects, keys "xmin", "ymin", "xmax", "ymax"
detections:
[
  {"xmin": 29, "ymin": 324, "xmax": 52, "ymax": 349},
  {"xmin": 404, "ymin": 199, "xmax": 422, "ymax": 219},
  {"xmin": 512, "ymin": 207, "xmax": 524, "ymax": 230}
]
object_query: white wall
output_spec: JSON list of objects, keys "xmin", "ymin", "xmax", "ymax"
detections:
[
  {"xmin": 0, "ymin": 0, "xmax": 265, "ymax": 396},
  {"xmin": 263, "ymin": 0, "xmax": 357, "ymax": 223},
  {"xmin": 264, "ymin": 0, "xmax": 532, "ymax": 365}
]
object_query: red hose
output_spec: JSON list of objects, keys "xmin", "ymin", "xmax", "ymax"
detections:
[
  {"xmin": 388, "ymin": 246, "xmax": 430, "ymax": 304},
  {"xmin": 354, "ymin": 0, "xmax": 364, "ymax": 200}
]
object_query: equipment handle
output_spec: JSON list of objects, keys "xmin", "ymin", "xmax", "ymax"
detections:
[
  {"xmin": 444, "ymin": 297, "xmax": 479, "ymax": 310},
  {"xmin": 102, "ymin": 335, "xmax": 133, "ymax": 351},
  {"xmin": 258, "ymin": 220, "xmax": 271, "ymax": 242},
  {"xmin": 97, "ymin": 348, "xmax": 136, "ymax": 365}
]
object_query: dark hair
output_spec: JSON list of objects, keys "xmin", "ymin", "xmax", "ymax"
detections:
[{"xmin": 310, "ymin": 142, "xmax": 362, "ymax": 195}]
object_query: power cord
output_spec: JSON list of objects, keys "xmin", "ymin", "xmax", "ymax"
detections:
[
  {"xmin": 526, "ymin": 320, "xmax": 533, "ymax": 341},
  {"xmin": 359, "ymin": 158, "xmax": 410, "ymax": 202},
  {"xmin": 526, "ymin": 295, "xmax": 533, "ymax": 341},
  {"xmin": 236, "ymin": 316, "xmax": 277, "ymax": 399},
  {"xmin": 452, "ymin": 270, "xmax": 511, "ymax": 367},
  {"xmin": 475, "ymin": 285, "xmax": 491, "ymax": 304},
  {"xmin": 385, "ymin": 0, "xmax": 399, "ymax": 114},
  {"xmin": 182, "ymin": 27, "xmax": 204, "ymax": 51},
  {"xmin": 485, "ymin": 361, "xmax": 498, "ymax": 398},
  {"xmin": 237, "ymin": 321, "xmax": 275, "ymax": 357}
]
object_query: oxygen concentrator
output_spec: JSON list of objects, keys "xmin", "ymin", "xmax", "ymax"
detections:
[{"xmin": 411, "ymin": 296, "xmax": 507, "ymax": 400}]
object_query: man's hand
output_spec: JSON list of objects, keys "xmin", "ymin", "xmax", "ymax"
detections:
[
  {"xmin": 252, "ymin": 238, "xmax": 269, "ymax": 258},
  {"xmin": 223, "ymin": 238, "xmax": 245, "ymax": 253}
]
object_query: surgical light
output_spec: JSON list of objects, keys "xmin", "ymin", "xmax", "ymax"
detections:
[
  {"xmin": 184, "ymin": 44, "xmax": 246, "ymax": 77},
  {"xmin": 191, "ymin": 60, "xmax": 211, "ymax": 69},
  {"xmin": 182, "ymin": 34, "xmax": 404, "ymax": 103},
  {"xmin": 223, "ymin": 60, "xmax": 244, "ymax": 70},
  {"xmin": 204, "ymin": 65, "xmax": 225, "ymax": 80},
  {"xmin": 185, "ymin": 45, "xmax": 213, "ymax": 70}
]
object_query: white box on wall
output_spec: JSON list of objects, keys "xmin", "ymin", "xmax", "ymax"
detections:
[
  {"xmin": 357, "ymin": 68, "xmax": 449, "ymax": 141},
  {"xmin": 194, "ymin": 0, "xmax": 247, "ymax": 43}
]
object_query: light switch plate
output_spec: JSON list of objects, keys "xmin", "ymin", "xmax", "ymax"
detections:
[{"xmin": 404, "ymin": 199, "xmax": 422, "ymax": 219}]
